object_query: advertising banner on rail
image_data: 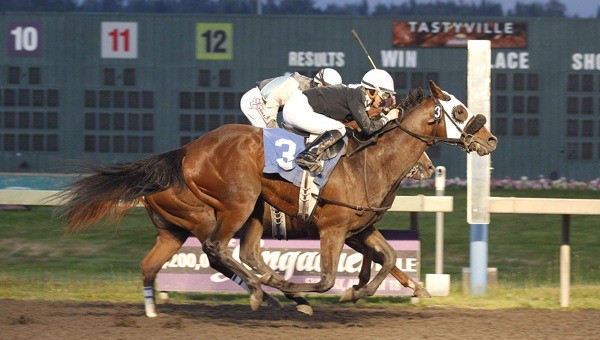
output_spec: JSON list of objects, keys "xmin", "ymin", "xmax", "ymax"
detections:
[
  {"xmin": 157, "ymin": 231, "xmax": 420, "ymax": 296},
  {"xmin": 392, "ymin": 21, "xmax": 528, "ymax": 48}
]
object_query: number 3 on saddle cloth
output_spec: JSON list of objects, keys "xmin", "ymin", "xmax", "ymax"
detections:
[{"xmin": 262, "ymin": 128, "xmax": 347, "ymax": 220}]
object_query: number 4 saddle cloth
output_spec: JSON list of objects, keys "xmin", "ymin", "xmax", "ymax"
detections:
[{"xmin": 262, "ymin": 128, "xmax": 347, "ymax": 191}]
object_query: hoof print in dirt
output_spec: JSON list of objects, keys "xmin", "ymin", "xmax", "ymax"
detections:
[
  {"xmin": 113, "ymin": 312, "xmax": 138, "ymax": 328},
  {"xmin": 10, "ymin": 315, "xmax": 34, "ymax": 325},
  {"xmin": 162, "ymin": 318, "xmax": 183, "ymax": 329}
]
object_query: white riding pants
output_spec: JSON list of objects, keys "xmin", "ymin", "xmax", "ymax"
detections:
[
  {"xmin": 282, "ymin": 90, "xmax": 346, "ymax": 136},
  {"xmin": 240, "ymin": 87, "xmax": 268, "ymax": 128}
]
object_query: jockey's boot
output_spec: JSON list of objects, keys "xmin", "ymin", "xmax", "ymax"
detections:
[{"xmin": 295, "ymin": 130, "xmax": 343, "ymax": 173}]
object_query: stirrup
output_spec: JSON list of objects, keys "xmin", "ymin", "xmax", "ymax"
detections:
[{"xmin": 296, "ymin": 154, "xmax": 323, "ymax": 173}]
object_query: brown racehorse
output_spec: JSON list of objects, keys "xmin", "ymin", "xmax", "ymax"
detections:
[
  {"xmin": 136, "ymin": 161, "xmax": 431, "ymax": 317},
  {"xmin": 138, "ymin": 153, "xmax": 433, "ymax": 316},
  {"xmin": 60, "ymin": 81, "xmax": 497, "ymax": 312},
  {"xmin": 60, "ymin": 111, "xmax": 435, "ymax": 317}
]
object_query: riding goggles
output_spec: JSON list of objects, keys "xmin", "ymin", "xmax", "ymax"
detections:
[{"xmin": 378, "ymin": 91, "xmax": 391, "ymax": 100}]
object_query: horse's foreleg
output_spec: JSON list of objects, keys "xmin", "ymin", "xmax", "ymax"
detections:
[
  {"xmin": 140, "ymin": 221, "xmax": 189, "ymax": 317},
  {"xmin": 339, "ymin": 226, "xmax": 397, "ymax": 303},
  {"xmin": 346, "ymin": 233, "xmax": 417, "ymax": 294},
  {"xmin": 239, "ymin": 215, "xmax": 313, "ymax": 315},
  {"xmin": 262, "ymin": 227, "xmax": 346, "ymax": 294},
  {"xmin": 342, "ymin": 227, "xmax": 431, "ymax": 301},
  {"xmin": 389, "ymin": 267, "xmax": 431, "ymax": 298},
  {"xmin": 356, "ymin": 229, "xmax": 430, "ymax": 298},
  {"xmin": 344, "ymin": 237, "xmax": 373, "ymax": 290}
]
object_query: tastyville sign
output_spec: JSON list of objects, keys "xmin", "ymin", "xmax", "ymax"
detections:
[
  {"xmin": 157, "ymin": 231, "xmax": 420, "ymax": 296},
  {"xmin": 393, "ymin": 21, "xmax": 527, "ymax": 48}
]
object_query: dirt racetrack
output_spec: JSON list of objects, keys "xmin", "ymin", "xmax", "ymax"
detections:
[
  {"xmin": 0, "ymin": 300, "xmax": 600, "ymax": 340},
  {"xmin": 2, "ymin": 299, "xmax": 598, "ymax": 339}
]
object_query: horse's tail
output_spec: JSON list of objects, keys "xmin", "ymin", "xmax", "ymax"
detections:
[{"xmin": 59, "ymin": 147, "xmax": 187, "ymax": 233}]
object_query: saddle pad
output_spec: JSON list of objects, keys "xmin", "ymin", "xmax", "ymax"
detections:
[{"xmin": 262, "ymin": 128, "xmax": 345, "ymax": 189}]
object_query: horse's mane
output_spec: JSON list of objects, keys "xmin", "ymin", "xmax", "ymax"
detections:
[{"xmin": 397, "ymin": 87, "xmax": 429, "ymax": 114}]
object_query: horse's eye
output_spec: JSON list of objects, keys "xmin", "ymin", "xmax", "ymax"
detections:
[{"xmin": 453, "ymin": 106, "xmax": 467, "ymax": 122}]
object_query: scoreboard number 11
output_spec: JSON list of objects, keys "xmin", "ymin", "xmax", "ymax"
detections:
[
  {"xmin": 101, "ymin": 22, "xmax": 138, "ymax": 59},
  {"xmin": 196, "ymin": 23, "xmax": 233, "ymax": 60}
]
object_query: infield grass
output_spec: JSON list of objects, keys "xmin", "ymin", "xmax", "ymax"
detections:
[{"xmin": 0, "ymin": 187, "xmax": 598, "ymax": 309}]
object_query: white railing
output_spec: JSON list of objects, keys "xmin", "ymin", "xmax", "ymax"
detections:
[
  {"xmin": 488, "ymin": 196, "xmax": 600, "ymax": 307},
  {"xmin": 0, "ymin": 190, "xmax": 453, "ymax": 212}
]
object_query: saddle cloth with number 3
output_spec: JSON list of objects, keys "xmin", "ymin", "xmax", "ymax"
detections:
[{"xmin": 262, "ymin": 128, "xmax": 346, "ymax": 190}]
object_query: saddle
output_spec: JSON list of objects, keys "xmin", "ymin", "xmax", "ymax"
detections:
[{"xmin": 270, "ymin": 122, "xmax": 346, "ymax": 222}]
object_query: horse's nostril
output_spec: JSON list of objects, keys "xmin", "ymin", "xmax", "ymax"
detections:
[{"xmin": 489, "ymin": 136, "xmax": 498, "ymax": 145}]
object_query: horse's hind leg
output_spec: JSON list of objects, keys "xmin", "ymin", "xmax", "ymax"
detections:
[
  {"xmin": 140, "ymin": 210, "xmax": 190, "ymax": 317},
  {"xmin": 239, "ymin": 213, "xmax": 312, "ymax": 315},
  {"xmin": 203, "ymin": 205, "xmax": 266, "ymax": 311}
]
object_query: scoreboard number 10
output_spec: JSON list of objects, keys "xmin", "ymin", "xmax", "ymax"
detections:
[
  {"xmin": 101, "ymin": 22, "xmax": 138, "ymax": 59},
  {"xmin": 196, "ymin": 23, "xmax": 233, "ymax": 60},
  {"xmin": 11, "ymin": 26, "xmax": 39, "ymax": 51},
  {"xmin": 7, "ymin": 21, "xmax": 42, "ymax": 57}
]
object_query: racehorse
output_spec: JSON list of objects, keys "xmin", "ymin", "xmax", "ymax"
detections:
[
  {"xmin": 59, "ymin": 137, "xmax": 434, "ymax": 317},
  {"xmin": 60, "ymin": 81, "xmax": 497, "ymax": 313},
  {"xmin": 134, "ymin": 161, "xmax": 431, "ymax": 317},
  {"xmin": 140, "ymin": 152, "xmax": 433, "ymax": 316}
]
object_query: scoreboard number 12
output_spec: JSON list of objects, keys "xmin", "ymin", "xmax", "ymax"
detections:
[
  {"xmin": 101, "ymin": 22, "xmax": 138, "ymax": 59},
  {"xmin": 196, "ymin": 23, "xmax": 233, "ymax": 60}
]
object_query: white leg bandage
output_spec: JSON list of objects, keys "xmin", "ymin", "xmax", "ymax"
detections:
[
  {"xmin": 143, "ymin": 285, "xmax": 157, "ymax": 317},
  {"xmin": 231, "ymin": 274, "xmax": 251, "ymax": 293}
]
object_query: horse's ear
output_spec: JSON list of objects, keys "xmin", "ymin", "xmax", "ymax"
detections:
[{"xmin": 429, "ymin": 80, "xmax": 450, "ymax": 101}]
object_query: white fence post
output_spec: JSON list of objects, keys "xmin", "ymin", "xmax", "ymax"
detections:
[{"xmin": 467, "ymin": 39, "xmax": 491, "ymax": 295}]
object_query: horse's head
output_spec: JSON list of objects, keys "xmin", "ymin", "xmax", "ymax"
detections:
[{"xmin": 427, "ymin": 80, "xmax": 498, "ymax": 155}]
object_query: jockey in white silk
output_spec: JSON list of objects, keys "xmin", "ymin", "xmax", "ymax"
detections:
[{"xmin": 240, "ymin": 68, "xmax": 342, "ymax": 128}]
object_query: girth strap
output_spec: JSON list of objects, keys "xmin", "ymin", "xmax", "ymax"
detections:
[{"xmin": 311, "ymin": 193, "xmax": 392, "ymax": 212}]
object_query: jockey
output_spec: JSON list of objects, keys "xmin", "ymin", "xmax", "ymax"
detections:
[
  {"xmin": 284, "ymin": 69, "xmax": 400, "ymax": 173},
  {"xmin": 240, "ymin": 68, "xmax": 343, "ymax": 128}
]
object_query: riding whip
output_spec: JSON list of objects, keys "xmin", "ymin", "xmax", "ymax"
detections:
[{"xmin": 351, "ymin": 29, "xmax": 377, "ymax": 69}]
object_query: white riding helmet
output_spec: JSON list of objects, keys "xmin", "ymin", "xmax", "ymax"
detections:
[
  {"xmin": 361, "ymin": 69, "xmax": 396, "ymax": 95},
  {"xmin": 313, "ymin": 68, "xmax": 343, "ymax": 86}
]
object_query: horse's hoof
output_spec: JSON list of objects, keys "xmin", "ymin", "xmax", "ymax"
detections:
[
  {"xmin": 339, "ymin": 287, "xmax": 357, "ymax": 303},
  {"xmin": 264, "ymin": 295, "xmax": 283, "ymax": 309},
  {"xmin": 249, "ymin": 293, "xmax": 263, "ymax": 311},
  {"xmin": 259, "ymin": 273, "xmax": 273, "ymax": 285},
  {"xmin": 296, "ymin": 304, "xmax": 313, "ymax": 316},
  {"xmin": 415, "ymin": 287, "xmax": 432, "ymax": 298},
  {"xmin": 145, "ymin": 311, "xmax": 157, "ymax": 318}
]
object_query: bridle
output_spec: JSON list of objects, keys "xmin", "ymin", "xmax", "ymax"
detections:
[
  {"xmin": 393, "ymin": 97, "xmax": 487, "ymax": 152},
  {"xmin": 346, "ymin": 95, "xmax": 486, "ymax": 158},
  {"xmin": 317, "ymin": 95, "xmax": 487, "ymax": 214}
]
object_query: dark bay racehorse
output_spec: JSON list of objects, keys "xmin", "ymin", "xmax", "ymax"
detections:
[
  {"xmin": 60, "ymin": 113, "xmax": 435, "ymax": 317},
  {"xmin": 60, "ymin": 81, "xmax": 497, "ymax": 313},
  {"xmin": 138, "ymin": 153, "xmax": 433, "ymax": 316},
  {"xmin": 136, "ymin": 168, "xmax": 431, "ymax": 317}
]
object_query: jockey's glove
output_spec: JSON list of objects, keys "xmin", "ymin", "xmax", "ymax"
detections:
[{"xmin": 385, "ymin": 109, "xmax": 400, "ymax": 122}]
